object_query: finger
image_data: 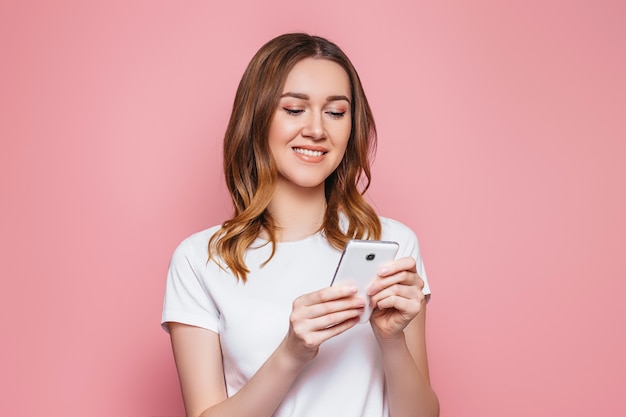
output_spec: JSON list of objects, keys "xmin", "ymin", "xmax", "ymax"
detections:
[
  {"xmin": 376, "ymin": 256, "xmax": 417, "ymax": 277},
  {"xmin": 368, "ymin": 270, "xmax": 423, "ymax": 297},
  {"xmin": 314, "ymin": 316, "xmax": 361, "ymax": 342},
  {"xmin": 370, "ymin": 283, "xmax": 423, "ymax": 307},
  {"xmin": 304, "ymin": 296, "xmax": 366, "ymax": 320},
  {"xmin": 310, "ymin": 306, "xmax": 365, "ymax": 330},
  {"xmin": 372, "ymin": 284, "xmax": 423, "ymax": 314},
  {"xmin": 290, "ymin": 313, "xmax": 361, "ymax": 349},
  {"xmin": 374, "ymin": 295, "xmax": 422, "ymax": 320},
  {"xmin": 294, "ymin": 285, "xmax": 358, "ymax": 308}
]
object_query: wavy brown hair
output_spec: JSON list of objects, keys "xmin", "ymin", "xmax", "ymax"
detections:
[{"xmin": 209, "ymin": 33, "xmax": 381, "ymax": 281}]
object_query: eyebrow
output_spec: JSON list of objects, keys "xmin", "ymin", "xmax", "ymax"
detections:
[{"xmin": 280, "ymin": 92, "xmax": 351, "ymax": 104}]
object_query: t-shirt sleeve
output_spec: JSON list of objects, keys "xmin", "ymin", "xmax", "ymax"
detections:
[
  {"xmin": 161, "ymin": 238, "xmax": 220, "ymax": 333},
  {"xmin": 406, "ymin": 231, "xmax": 431, "ymax": 297},
  {"xmin": 385, "ymin": 218, "xmax": 431, "ymax": 297}
]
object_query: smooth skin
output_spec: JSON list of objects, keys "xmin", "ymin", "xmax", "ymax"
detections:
[{"xmin": 168, "ymin": 58, "xmax": 439, "ymax": 417}]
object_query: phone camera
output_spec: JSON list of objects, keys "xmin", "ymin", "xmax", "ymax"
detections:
[{"xmin": 366, "ymin": 253, "xmax": 375, "ymax": 261}]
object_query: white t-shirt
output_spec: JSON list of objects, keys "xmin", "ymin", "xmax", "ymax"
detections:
[{"xmin": 162, "ymin": 216, "xmax": 430, "ymax": 417}]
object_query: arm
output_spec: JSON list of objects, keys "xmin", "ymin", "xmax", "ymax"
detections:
[
  {"xmin": 168, "ymin": 285, "xmax": 365, "ymax": 417},
  {"xmin": 368, "ymin": 257, "xmax": 440, "ymax": 417}
]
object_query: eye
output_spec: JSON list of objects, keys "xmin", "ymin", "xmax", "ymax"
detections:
[
  {"xmin": 284, "ymin": 108, "xmax": 304, "ymax": 116},
  {"xmin": 326, "ymin": 111, "xmax": 346, "ymax": 119}
]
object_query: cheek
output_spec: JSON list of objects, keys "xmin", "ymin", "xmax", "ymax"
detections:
[
  {"xmin": 337, "ymin": 122, "xmax": 352, "ymax": 149},
  {"xmin": 267, "ymin": 121, "xmax": 286, "ymax": 149},
  {"xmin": 335, "ymin": 133, "xmax": 351, "ymax": 163},
  {"xmin": 268, "ymin": 116, "xmax": 300, "ymax": 144}
]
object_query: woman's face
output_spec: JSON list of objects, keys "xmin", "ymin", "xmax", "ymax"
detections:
[{"xmin": 268, "ymin": 57, "xmax": 352, "ymax": 192}]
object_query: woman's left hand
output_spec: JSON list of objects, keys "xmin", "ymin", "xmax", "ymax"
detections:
[{"xmin": 367, "ymin": 256, "xmax": 425, "ymax": 340}]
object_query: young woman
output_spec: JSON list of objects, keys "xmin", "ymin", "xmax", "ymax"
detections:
[{"xmin": 162, "ymin": 33, "xmax": 439, "ymax": 417}]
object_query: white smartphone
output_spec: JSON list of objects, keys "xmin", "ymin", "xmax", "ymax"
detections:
[{"xmin": 330, "ymin": 240, "xmax": 399, "ymax": 323}]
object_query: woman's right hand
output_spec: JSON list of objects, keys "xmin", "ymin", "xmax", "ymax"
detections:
[{"xmin": 282, "ymin": 285, "xmax": 365, "ymax": 364}]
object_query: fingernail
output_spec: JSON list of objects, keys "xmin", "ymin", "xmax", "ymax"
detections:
[{"xmin": 377, "ymin": 266, "xmax": 388, "ymax": 275}]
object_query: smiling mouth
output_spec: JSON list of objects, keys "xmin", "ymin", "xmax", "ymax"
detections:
[{"xmin": 293, "ymin": 147, "xmax": 326, "ymax": 157}]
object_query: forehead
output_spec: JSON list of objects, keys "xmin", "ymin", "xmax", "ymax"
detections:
[{"xmin": 282, "ymin": 58, "xmax": 351, "ymax": 96}]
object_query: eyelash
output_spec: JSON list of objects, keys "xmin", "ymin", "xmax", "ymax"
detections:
[
  {"xmin": 283, "ymin": 108, "xmax": 346, "ymax": 119},
  {"xmin": 327, "ymin": 111, "xmax": 345, "ymax": 119}
]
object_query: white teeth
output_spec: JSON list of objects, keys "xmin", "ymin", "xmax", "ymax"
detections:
[{"xmin": 294, "ymin": 148, "xmax": 324, "ymax": 157}]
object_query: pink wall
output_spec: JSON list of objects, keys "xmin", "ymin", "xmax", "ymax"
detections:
[{"xmin": 1, "ymin": 1, "xmax": 624, "ymax": 416}]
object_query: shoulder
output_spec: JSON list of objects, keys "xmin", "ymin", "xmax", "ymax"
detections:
[
  {"xmin": 183, "ymin": 224, "xmax": 223, "ymax": 246},
  {"xmin": 379, "ymin": 216, "xmax": 418, "ymax": 241},
  {"xmin": 170, "ymin": 225, "xmax": 223, "ymax": 264},
  {"xmin": 378, "ymin": 216, "xmax": 423, "ymax": 258}
]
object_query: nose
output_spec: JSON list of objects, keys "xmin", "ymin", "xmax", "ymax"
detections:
[{"xmin": 301, "ymin": 112, "xmax": 326, "ymax": 140}]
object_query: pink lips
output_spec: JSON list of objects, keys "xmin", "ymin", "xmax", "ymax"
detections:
[{"xmin": 292, "ymin": 146, "xmax": 328, "ymax": 162}]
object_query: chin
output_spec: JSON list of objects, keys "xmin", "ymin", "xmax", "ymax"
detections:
[
  {"xmin": 294, "ymin": 179, "xmax": 326, "ymax": 189},
  {"xmin": 279, "ymin": 175, "xmax": 327, "ymax": 190}
]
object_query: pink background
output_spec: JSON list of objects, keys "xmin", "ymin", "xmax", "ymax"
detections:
[{"xmin": 1, "ymin": 1, "xmax": 625, "ymax": 416}]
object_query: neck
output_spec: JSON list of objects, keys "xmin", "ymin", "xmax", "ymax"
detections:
[{"xmin": 266, "ymin": 180, "xmax": 327, "ymax": 242}]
